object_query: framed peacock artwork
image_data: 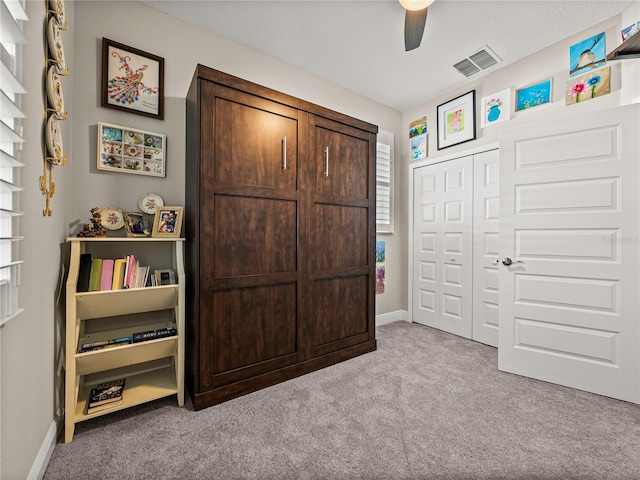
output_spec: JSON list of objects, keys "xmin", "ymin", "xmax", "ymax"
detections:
[{"xmin": 101, "ymin": 38, "xmax": 164, "ymax": 119}]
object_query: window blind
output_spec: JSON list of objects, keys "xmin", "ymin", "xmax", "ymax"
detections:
[
  {"xmin": 0, "ymin": 0, "xmax": 27, "ymax": 325},
  {"xmin": 376, "ymin": 129, "xmax": 394, "ymax": 234}
]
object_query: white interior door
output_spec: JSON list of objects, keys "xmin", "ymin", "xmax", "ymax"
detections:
[
  {"xmin": 413, "ymin": 156, "xmax": 473, "ymax": 338},
  {"xmin": 498, "ymin": 104, "xmax": 640, "ymax": 403},
  {"xmin": 472, "ymin": 149, "xmax": 499, "ymax": 347}
]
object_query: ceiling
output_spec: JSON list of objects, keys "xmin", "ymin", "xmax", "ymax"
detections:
[{"xmin": 142, "ymin": 0, "xmax": 633, "ymax": 111}]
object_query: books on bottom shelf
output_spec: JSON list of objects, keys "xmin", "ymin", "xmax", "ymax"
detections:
[
  {"xmin": 133, "ymin": 322, "xmax": 177, "ymax": 343},
  {"xmin": 87, "ymin": 379, "xmax": 125, "ymax": 414}
]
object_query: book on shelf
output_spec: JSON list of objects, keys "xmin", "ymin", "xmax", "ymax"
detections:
[
  {"xmin": 77, "ymin": 253, "xmax": 92, "ymax": 293},
  {"xmin": 100, "ymin": 259, "xmax": 114, "ymax": 291},
  {"xmin": 88, "ymin": 258, "xmax": 103, "ymax": 292},
  {"xmin": 88, "ymin": 379, "xmax": 125, "ymax": 408},
  {"xmin": 112, "ymin": 258, "xmax": 126, "ymax": 290},
  {"xmin": 132, "ymin": 322, "xmax": 177, "ymax": 343},
  {"xmin": 87, "ymin": 397, "xmax": 123, "ymax": 415},
  {"xmin": 125, "ymin": 255, "xmax": 138, "ymax": 289},
  {"xmin": 79, "ymin": 336, "xmax": 132, "ymax": 353}
]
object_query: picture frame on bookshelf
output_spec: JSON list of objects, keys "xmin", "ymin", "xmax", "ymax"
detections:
[
  {"xmin": 154, "ymin": 269, "xmax": 176, "ymax": 286},
  {"xmin": 124, "ymin": 212, "xmax": 149, "ymax": 237},
  {"xmin": 151, "ymin": 206, "xmax": 183, "ymax": 238}
]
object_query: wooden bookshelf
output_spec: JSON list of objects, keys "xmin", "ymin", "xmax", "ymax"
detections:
[{"xmin": 64, "ymin": 237, "xmax": 185, "ymax": 443}]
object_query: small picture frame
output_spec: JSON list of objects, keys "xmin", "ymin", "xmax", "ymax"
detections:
[
  {"xmin": 437, "ymin": 90, "xmax": 476, "ymax": 150},
  {"xmin": 154, "ymin": 269, "xmax": 176, "ymax": 286},
  {"xmin": 123, "ymin": 211, "xmax": 149, "ymax": 237},
  {"xmin": 101, "ymin": 38, "xmax": 164, "ymax": 119},
  {"xmin": 515, "ymin": 78, "xmax": 552, "ymax": 112},
  {"xmin": 151, "ymin": 207, "xmax": 183, "ymax": 238},
  {"xmin": 98, "ymin": 122, "xmax": 166, "ymax": 177}
]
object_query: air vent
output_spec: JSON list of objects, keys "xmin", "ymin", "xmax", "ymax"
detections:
[{"xmin": 453, "ymin": 46, "xmax": 501, "ymax": 77}]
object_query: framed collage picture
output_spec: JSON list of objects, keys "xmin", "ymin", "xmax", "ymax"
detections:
[{"xmin": 97, "ymin": 122, "xmax": 166, "ymax": 177}]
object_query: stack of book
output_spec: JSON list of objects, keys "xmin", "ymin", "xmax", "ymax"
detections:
[
  {"xmin": 77, "ymin": 254, "xmax": 169, "ymax": 291},
  {"xmin": 87, "ymin": 379, "xmax": 126, "ymax": 414},
  {"xmin": 133, "ymin": 322, "xmax": 177, "ymax": 343},
  {"xmin": 79, "ymin": 336, "xmax": 132, "ymax": 353}
]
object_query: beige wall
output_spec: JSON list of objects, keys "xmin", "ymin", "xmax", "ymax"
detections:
[
  {"xmin": 401, "ymin": 11, "xmax": 640, "ymax": 313},
  {"xmin": 5, "ymin": 1, "xmax": 639, "ymax": 477}
]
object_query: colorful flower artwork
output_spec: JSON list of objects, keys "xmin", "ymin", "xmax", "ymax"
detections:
[
  {"xmin": 566, "ymin": 67, "xmax": 610, "ymax": 105},
  {"xmin": 376, "ymin": 266, "xmax": 385, "ymax": 294},
  {"xmin": 446, "ymin": 109, "xmax": 464, "ymax": 135},
  {"xmin": 480, "ymin": 88, "xmax": 511, "ymax": 128},
  {"xmin": 570, "ymin": 32, "xmax": 605, "ymax": 77},
  {"xmin": 516, "ymin": 79, "xmax": 552, "ymax": 111}
]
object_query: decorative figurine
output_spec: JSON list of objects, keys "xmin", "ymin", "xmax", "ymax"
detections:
[{"xmin": 77, "ymin": 207, "xmax": 107, "ymax": 237}]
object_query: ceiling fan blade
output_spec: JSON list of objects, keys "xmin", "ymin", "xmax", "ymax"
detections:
[{"xmin": 404, "ymin": 7, "xmax": 428, "ymax": 51}]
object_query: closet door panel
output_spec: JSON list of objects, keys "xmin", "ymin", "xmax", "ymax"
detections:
[
  {"xmin": 313, "ymin": 276, "xmax": 369, "ymax": 349},
  {"xmin": 214, "ymin": 91, "xmax": 298, "ymax": 191},
  {"xmin": 313, "ymin": 121, "xmax": 370, "ymax": 200},
  {"xmin": 314, "ymin": 204, "xmax": 368, "ymax": 270},
  {"xmin": 199, "ymin": 284, "xmax": 298, "ymax": 388},
  {"xmin": 214, "ymin": 195, "xmax": 297, "ymax": 277}
]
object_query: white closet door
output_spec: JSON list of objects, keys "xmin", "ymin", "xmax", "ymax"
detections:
[
  {"xmin": 413, "ymin": 156, "xmax": 473, "ymax": 338},
  {"xmin": 472, "ymin": 149, "xmax": 500, "ymax": 347},
  {"xmin": 498, "ymin": 104, "xmax": 640, "ymax": 403}
]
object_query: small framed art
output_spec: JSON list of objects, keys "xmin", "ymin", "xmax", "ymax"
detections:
[
  {"xmin": 101, "ymin": 38, "xmax": 164, "ymax": 119},
  {"xmin": 98, "ymin": 122, "xmax": 166, "ymax": 177},
  {"xmin": 151, "ymin": 207, "xmax": 183, "ymax": 238},
  {"xmin": 124, "ymin": 212, "xmax": 149, "ymax": 237},
  {"xmin": 480, "ymin": 88, "xmax": 511, "ymax": 128},
  {"xmin": 437, "ymin": 90, "xmax": 476, "ymax": 150},
  {"xmin": 515, "ymin": 79, "xmax": 552, "ymax": 111}
]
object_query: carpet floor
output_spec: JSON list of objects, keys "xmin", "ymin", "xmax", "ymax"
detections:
[{"xmin": 44, "ymin": 321, "xmax": 640, "ymax": 479}]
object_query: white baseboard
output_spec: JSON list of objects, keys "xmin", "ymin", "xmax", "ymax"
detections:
[
  {"xmin": 28, "ymin": 420, "xmax": 58, "ymax": 480},
  {"xmin": 376, "ymin": 310, "xmax": 409, "ymax": 327}
]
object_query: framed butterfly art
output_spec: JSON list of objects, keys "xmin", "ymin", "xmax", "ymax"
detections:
[{"xmin": 101, "ymin": 38, "xmax": 164, "ymax": 119}]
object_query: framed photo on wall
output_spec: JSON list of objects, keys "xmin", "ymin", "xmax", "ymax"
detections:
[
  {"xmin": 101, "ymin": 38, "xmax": 164, "ymax": 119},
  {"xmin": 151, "ymin": 207, "xmax": 184, "ymax": 238},
  {"xmin": 97, "ymin": 122, "xmax": 166, "ymax": 177},
  {"xmin": 437, "ymin": 90, "xmax": 476, "ymax": 150}
]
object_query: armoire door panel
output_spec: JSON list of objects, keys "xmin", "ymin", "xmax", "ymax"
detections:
[
  {"xmin": 213, "ymin": 195, "xmax": 297, "ymax": 277},
  {"xmin": 314, "ymin": 204, "xmax": 368, "ymax": 270},
  {"xmin": 199, "ymin": 283, "xmax": 298, "ymax": 387},
  {"xmin": 214, "ymin": 96, "xmax": 298, "ymax": 191},
  {"xmin": 312, "ymin": 275, "xmax": 369, "ymax": 347},
  {"xmin": 313, "ymin": 125, "xmax": 369, "ymax": 200}
]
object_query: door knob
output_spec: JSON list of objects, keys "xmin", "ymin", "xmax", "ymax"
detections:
[{"xmin": 502, "ymin": 258, "xmax": 524, "ymax": 266}]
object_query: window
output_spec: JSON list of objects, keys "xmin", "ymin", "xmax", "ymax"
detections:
[
  {"xmin": 376, "ymin": 129, "xmax": 394, "ymax": 234},
  {"xmin": 0, "ymin": 0, "xmax": 27, "ymax": 325}
]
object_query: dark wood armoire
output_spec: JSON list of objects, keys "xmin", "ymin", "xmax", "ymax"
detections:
[{"xmin": 185, "ymin": 65, "xmax": 377, "ymax": 410}]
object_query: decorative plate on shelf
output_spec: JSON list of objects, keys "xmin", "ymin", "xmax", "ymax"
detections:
[
  {"xmin": 99, "ymin": 207, "xmax": 125, "ymax": 230},
  {"xmin": 45, "ymin": 115, "xmax": 64, "ymax": 164},
  {"xmin": 47, "ymin": 17, "xmax": 67, "ymax": 75},
  {"xmin": 46, "ymin": 66, "xmax": 65, "ymax": 118},
  {"xmin": 138, "ymin": 193, "xmax": 164, "ymax": 214}
]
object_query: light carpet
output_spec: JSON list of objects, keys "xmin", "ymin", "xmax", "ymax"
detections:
[{"xmin": 44, "ymin": 321, "xmax": 640, "ymax": 479}]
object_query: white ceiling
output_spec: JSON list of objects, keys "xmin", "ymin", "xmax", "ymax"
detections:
[{"xmin": 142, "ymin": 0, "xmax": 633, "ymax": 111}]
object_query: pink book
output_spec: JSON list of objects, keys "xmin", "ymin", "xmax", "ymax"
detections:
[
  {"xmin": 100, "ymin": 259, "xmax": 114, "ymax": 291},
  {"xmin": 125, "ymin": 254, "xmax": 136, "ymax": 288}
]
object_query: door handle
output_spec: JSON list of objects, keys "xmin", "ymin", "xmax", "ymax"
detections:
[{"xmin": 502, "ymin": 257, "xmax": 524, "ymax": 266}]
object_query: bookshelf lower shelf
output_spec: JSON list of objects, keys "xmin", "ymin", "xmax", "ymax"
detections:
[{"xmin": 74, "ymin": 366, "xmax": 178, "ymax": 422}]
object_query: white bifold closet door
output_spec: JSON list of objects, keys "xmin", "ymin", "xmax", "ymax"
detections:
[{"xmin": 412, "ymin": 155, "xmax": 474, "ymax": 338}]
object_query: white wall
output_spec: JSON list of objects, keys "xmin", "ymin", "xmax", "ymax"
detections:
[{"xmin": 0, "ymin": 1, "xmax": 73, "ymax": 478}]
